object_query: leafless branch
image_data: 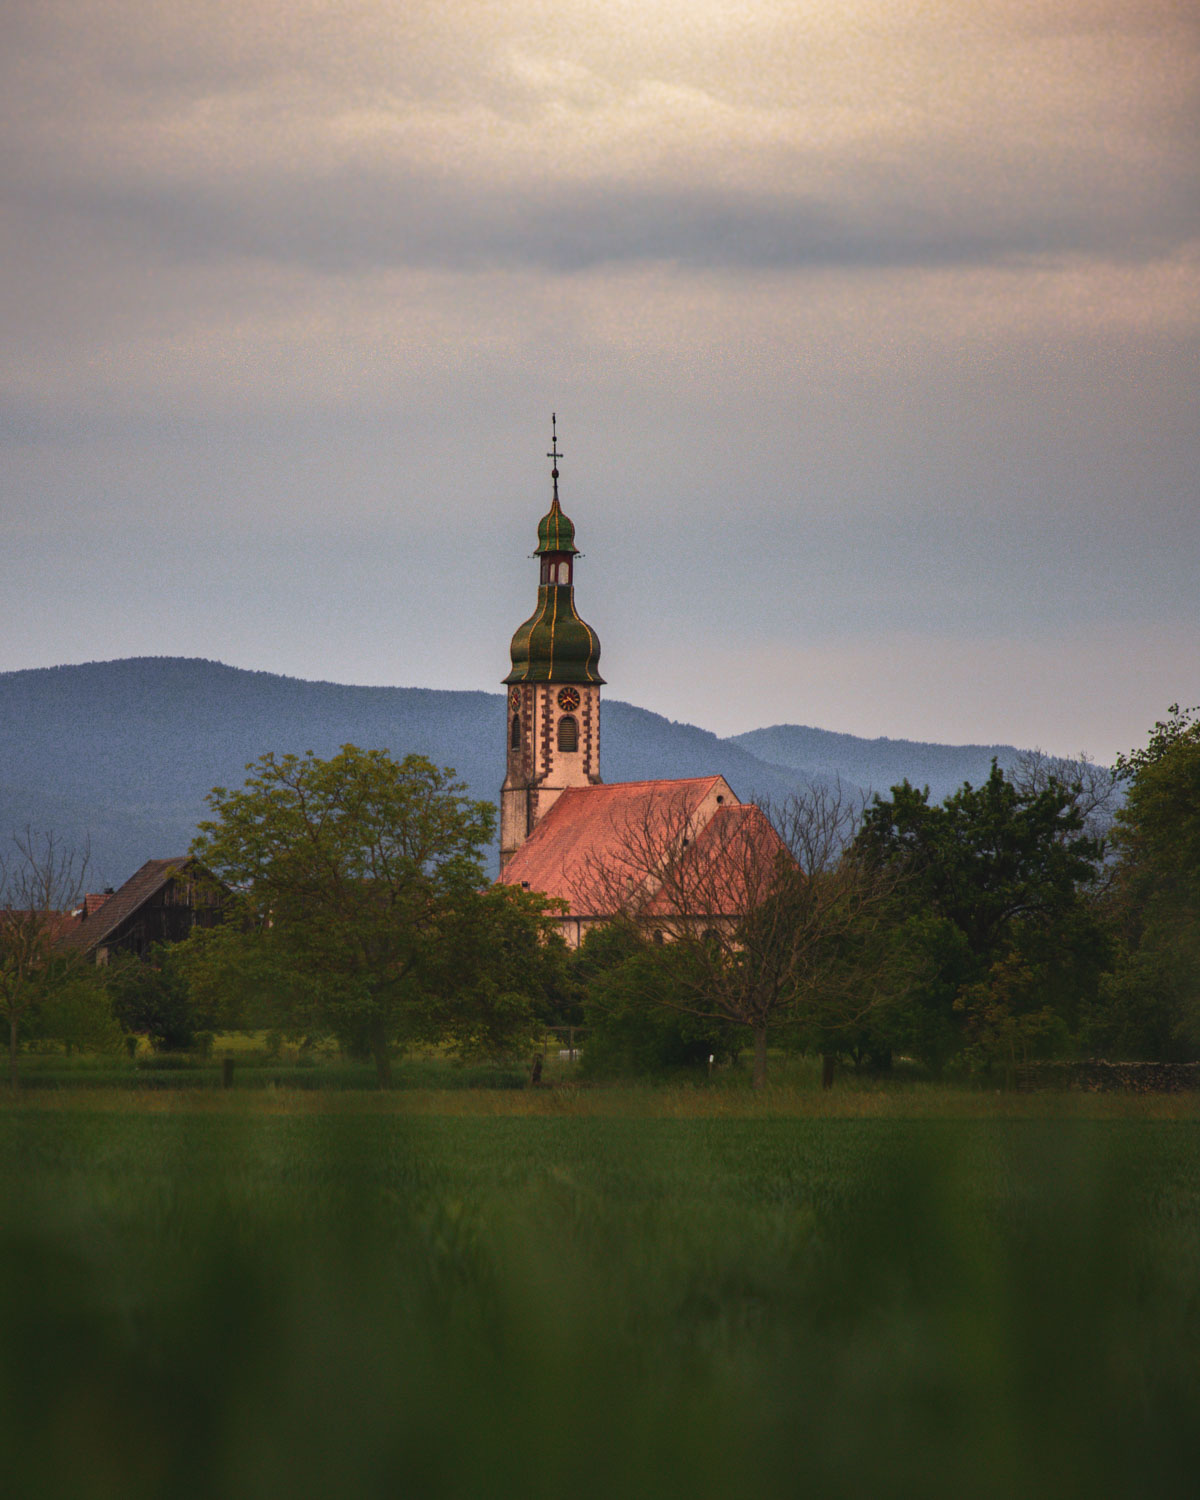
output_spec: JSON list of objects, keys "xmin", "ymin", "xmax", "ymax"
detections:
[
  {"xmin": 573, "ymin": 787, "xmax": 896, "ymax": 1085},
  {"xmin": 0, "ymin": 828, "xmax": 92, "ymax": 1086},
  {"xmin": 1010, "ymin": 748, "xmax": 1122, "ymax": 843},
  {"xmin": 0, "ymin": 827, "xmax": 92, "ymax": 916}
]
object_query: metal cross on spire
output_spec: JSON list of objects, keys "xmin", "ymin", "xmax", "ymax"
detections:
[{"xmin": 546, "ymin": 412, "xmax": 562, "ymax": 502}]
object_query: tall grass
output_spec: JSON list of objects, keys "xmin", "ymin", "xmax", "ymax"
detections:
[
  {"xmin": 7, "ymin": 1045, "xmax": 531, "ymax": 1092},
  {"xmin": 1, "ymin": 1106, "xmax": 1199, "ymax": 1497}
]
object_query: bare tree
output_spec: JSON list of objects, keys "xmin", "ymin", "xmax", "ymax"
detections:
[
  {"xmin": 1011, "ymin": 749, "xmax": 1122, "ymax": 840},
  {"xmin": 1011, "ymin": 748, "xmax": 1122, "ymax": 897},
  {"xmin": 0, "ymin": 829, "xmax": 91, "ymax": 1087},
  {"xmin": 574, "ymin": 784, "xmax": 896, "ymax": 1087}
]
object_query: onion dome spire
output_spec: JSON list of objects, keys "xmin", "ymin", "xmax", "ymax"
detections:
[
  {"xmin": 535, "ymin": 413, "xmax": 578, "ymax": 555},
  {"xmin": 504, "ymin": 415, "xmax": 604, "ymax": 686}
]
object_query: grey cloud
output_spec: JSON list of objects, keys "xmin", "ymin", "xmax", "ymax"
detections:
[
  {"xmin": 9, "ymin": 157, "xmax": 1197, "ymax": 281},
  {"xmin": 4, "ymin": 1, "xmax": 1197, "ymax": 283},
  {"xmin": 0, "ymin": 0, "xmax": 517, "ymax": 115}
]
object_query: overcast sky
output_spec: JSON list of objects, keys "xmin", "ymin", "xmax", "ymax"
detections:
[{"xmin": 2, "ymin": 0, "xmax": 1197, "ymax": 762}]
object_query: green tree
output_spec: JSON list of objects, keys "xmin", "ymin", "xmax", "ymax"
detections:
[
  {"xmin": 575, "ymin": 920, "xmax": 741, "ymax": 1079},
  {"xmin": 0, "ymin": 829, "xmax": 110, "ymax": 1086},
  {"xmin": 190, "ymin": 746, "xmax": 558, "ymax": 1084},
  {"xmin": 1095, "ymin": 706, "xmax": 1200, "ymax": 1058},
  {"xmin": 419, "ymin": 881, "xmax": 570, "ymax": 1061},
  {"xmin": 583, "ymin": 787, "xmax": 896, "ymax": 1088},
  {"xmin": 33, "ymin": 959, "xmax": 125, "ymax": 1059},
  {"xmin": 856, "ymin": 763, "xmax": 1108, "ymax": 1072},
  {"xmin": 106, "ymin": 943, "xmax": 217, "ymax": 1052}
]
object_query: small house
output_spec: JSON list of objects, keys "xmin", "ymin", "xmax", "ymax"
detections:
[{"xmin": 57, "ymin": 856, "xmax": 225, "ymax": 964}]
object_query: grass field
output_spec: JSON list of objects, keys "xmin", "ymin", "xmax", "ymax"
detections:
[{"xmin": 3, "ymin": 1082, "xmax": 1200, "ymax": 1498}]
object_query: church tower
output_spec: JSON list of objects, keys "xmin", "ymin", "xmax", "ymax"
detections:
[{"xmin": 500, "ymin": 418, "xmax": 604, "ymax": 871}]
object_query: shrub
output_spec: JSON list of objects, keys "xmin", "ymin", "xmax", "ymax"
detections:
[{"xmin": 579, "ymin": 940, "xmax": 741, "ymax": 1079}]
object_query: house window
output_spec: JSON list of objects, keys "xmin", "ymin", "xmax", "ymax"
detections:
[
  {"xmin": 652, "ymin": 929, "xmax": 664, "ymax": 946},
  {"xmin": 557, "ymin": 715, "xmax": 578, "ymax": 752},
  {"xmin": 510, "ymin": 714, "xmax": 521, "ymax": 749}
]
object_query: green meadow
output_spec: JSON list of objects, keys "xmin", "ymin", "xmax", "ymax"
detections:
[{"xmin": 3, "ymin": 1079, "xmax": 1200, "ymax": 1499}]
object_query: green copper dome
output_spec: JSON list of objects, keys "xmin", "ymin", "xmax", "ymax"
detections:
[
  {"xmin": 505, "ymin": 434, "xmax": 602, "ymax": 685},
  {"xmin": 534, "ymin": 497, "xmax": 578, "ymax": 556},
  {"xmin": 504, "ymin": 586, "xmax": 603, "ymax": 685}
]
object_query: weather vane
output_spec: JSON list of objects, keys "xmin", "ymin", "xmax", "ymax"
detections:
[{"xmin": 547, "ymin": 412, "xmax": 562, "ymax": 500}]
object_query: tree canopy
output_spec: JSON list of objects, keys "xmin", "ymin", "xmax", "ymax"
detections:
[
  {"xmin": 576, "ymin": 785, "xmax": 895, "ymax": 1087},
  {"xmin": 855, "ymin": 762, "xmax": 1109, "ymax": 1074},
  {"xmin": 0, "ymin": 829, "xmax": 118, "ymax": 1085},
  {"xmin": 1097, "ymin": 706, "xmax": 1200, "ymax": 1058},
  {"xmin": 190, "ymin": 745, "xmax": 563, "ymax": 1083}
]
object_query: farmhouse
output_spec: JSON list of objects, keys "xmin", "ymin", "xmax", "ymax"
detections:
[
  {"xmin": 57, "ymin": 856, "xmax": 224, "ymax": 964},
  {"xmin": 496, "ymin": 424, "xmax": 785, "ymax": 945}
]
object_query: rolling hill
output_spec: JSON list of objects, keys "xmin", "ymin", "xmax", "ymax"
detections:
[
  {"xmin": 730, "ymin": 723, "xmax": 1028, "ymax": 807},
  {"xmin": 1, "ymin": 657, "xmax": 1033, "ymax": 885}
]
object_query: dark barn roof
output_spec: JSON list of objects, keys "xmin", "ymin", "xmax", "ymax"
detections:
[{"xmin": 57, "ymin": 856, "xmax": 192, "ymax": 957}]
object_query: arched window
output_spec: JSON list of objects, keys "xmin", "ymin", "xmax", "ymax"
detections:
[
  {"xmin": 558, "ymin": 561, "xmax": 571, "ymax": 584},
  {"xmin": 510, "ymin": 714, "xmax": 520, "ymax": 749},
  {"xmin": 557, "ymin": 714, "xmax": 578, "ymax": 752},
  {"xmin": 652, "ymin": 929, "xmax": 664, "ymax": 946}
]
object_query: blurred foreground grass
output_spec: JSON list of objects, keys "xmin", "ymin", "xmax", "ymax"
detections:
[{"xmin": 2, "ymin": 1099, "xmax": 1199, "ymax": 1498}]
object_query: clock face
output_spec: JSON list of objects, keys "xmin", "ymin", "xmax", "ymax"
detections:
[
  {"xmin": 508, "ymin": 689, "xmax": 521, "ymax": 710},
  {"xmin": 557, "ymin": 686, "xmax": 581, "ymax": 712}
]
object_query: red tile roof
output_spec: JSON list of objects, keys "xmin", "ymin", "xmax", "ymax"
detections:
[
  {"xmin": 498, "ymin": 777, "xmax": 789, "ymax": 920},
  {"xmin": 643, "ymin": 803, "xmax": 791, "ymax": 918},
  {"xmin": 0, "ymin": 909, "xmax": 83, "ymax": 944}
]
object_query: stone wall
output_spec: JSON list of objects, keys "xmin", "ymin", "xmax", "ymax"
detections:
[{"xmin": 1016, "ymin": 1060, "xmax": 1200, "ymax": 1093}]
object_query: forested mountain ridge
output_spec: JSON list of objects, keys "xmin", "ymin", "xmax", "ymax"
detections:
[
  {"xmin": 1, "ymin": 657, "xmax": 1033, "ymax": 886},
  {"xmin": 731, "ymin": 723, "xmax": 1029, "ymax": 806}
]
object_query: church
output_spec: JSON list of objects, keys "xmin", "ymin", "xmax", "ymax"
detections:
[{"xmin": 496, "ymin": 425, "xmax": 786, "ymax": 948}]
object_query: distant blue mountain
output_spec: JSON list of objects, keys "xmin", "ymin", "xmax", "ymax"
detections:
[
  {"xmin": 1, "ymin": 658, "xmax": 1033, "ymax": 886},
  {"xmin": 730, "ymin": 723, "xmax": 1029, "ymax": 806}
]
